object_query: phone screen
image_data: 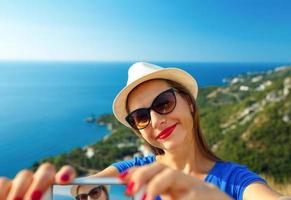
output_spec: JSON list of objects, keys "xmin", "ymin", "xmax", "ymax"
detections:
[{"xmin": 53, "ymin": 184, "xmax": 133, "ymax": 200}]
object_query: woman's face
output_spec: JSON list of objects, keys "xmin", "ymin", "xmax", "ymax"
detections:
[
  {"xmin": 127, "ymin": 80, "xmax": 194, "ymax": 152},
  {"xmin": 76, "ymin": 185, "xmax": 108, "ymax": 200}
]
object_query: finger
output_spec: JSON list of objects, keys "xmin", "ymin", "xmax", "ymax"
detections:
[
  {"xmin": 146, "ymin": 168, "xmax": 196, "ymax": 200},
  {"xmin": 7, "ymin": 169, "xmax": 34, "ymax": 200},
  {"xmin": 55, "ymin": 165, "xmax": 76, "ymax": 184},
  {"xmin": 145, "ymin": 168, "xmax": 175, "ymax": 200},
  {"xmin": 118, "ymin": 167, "xmax": 138, "ymax": 183},
  {"xmin": 24, "ymin": 162, "xmax": 56, "ymax": 200},
  {"xmin": 180, "ymin": 190, "xmax": 199, "ymax": 200},
  {"xmin": 0, "ymin": 177, "xmax": 12, "ymax": 200},
  {"xmin": 125, "ymin": 163, "xmax": 165, "ymax": 195}
]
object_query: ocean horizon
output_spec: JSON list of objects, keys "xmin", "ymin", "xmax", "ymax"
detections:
[{"xmin": 0, "ymin": 61, "xmax": 289, "ymax": 178}]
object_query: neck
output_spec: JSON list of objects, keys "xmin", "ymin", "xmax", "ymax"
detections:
[{"xmin": 156, "ymin": 139, "xmax": 215, "ymax": 180}]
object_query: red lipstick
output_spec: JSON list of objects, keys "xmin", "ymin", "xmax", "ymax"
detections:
[{"xmin": 156, "ymin": 123, "xmax": 177, "ymax": 140}]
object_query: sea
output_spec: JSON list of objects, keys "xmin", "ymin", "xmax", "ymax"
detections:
[{"xmin": 0, "ymin": 61, "xmax": 289, "ymax": 178}]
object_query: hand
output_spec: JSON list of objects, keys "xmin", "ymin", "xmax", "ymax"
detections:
[
  {"xmin": 0, "ymin": 163, "xmax": 76, "ymax": 200},
  {"xmin": 119, "ymin": 162, "xmax": 232, "ymax": 200}
]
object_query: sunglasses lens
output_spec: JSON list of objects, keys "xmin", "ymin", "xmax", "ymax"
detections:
[
  {"xmin": 128, "ymin": 109, "xmax": 150, "ymax": 130},
  {"xmin": 76, "ymin": 194, "xmax": 88, "ymax": 200},
  {"xmin": 89, "ymin": 187, "xmax": 102, "ymax": 199},
  {"xmin": 153, "ymin": 90, "xmax": 176, "ymax": 114}
]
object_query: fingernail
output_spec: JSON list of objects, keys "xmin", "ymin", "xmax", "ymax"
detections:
[
  {"xmin": 60, "ymin": 173, "xmax": 70, "ymax": 182},
  {"xmin": 141, "ymin": 193, "xmax": 147, "ymax": 200},
  {"xmin": 30, "ymin": 190, "xmax": 42, "ymax": 200},
  {"xmin": 13, "ymin": 197, "xmax": 23, "ymax": 200},
  {"xmin": 118, "ymin": 170, "xmax": 128, "ymax": 180},
  {"xmin": 125, "ymin": 181, "xmax": 135, "ymax": 195}
]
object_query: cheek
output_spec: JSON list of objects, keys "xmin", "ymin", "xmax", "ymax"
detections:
[
  {"xmin": 140, "ymin": 129, "xmax": 153, "ymax": 140},
  {"xmin": 173, "ymin": 101, "xmax": 193, "ymax": 126},
  {"xmin": 183, "ymin": 112, "xmax": 194, "ymax": 129},
  {"xmin": 139, "ymin": 128, "xmax": 157, "ymax": 144}
]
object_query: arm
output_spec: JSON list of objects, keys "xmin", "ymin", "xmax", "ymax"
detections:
[
  {"xmin": 88, "ymin": 165, "xmax": 120, "ymax": 177},
  {"xmin": 243, "ymin": 182, "xmax": 287, "ymax": 200}
]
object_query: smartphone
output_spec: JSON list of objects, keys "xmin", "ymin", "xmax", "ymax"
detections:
[{"xmin": 52, "ymin": 177, "xmax": 145, "ymax": 200}]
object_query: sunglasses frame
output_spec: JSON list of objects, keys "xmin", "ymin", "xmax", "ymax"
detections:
[
  {"xmin": 126, "ymin": 88, "xmax": 179, "ymax": 130},
  {"xmin": 75, "ymin": 185, "xmax": 103, "ymax": 200}
]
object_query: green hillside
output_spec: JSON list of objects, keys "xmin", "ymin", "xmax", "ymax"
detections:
[{"xmin": 199, "ymin": 65, "xmax": 291, "ymax": 182}]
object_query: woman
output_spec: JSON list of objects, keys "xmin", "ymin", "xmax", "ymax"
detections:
[{"xmin": 0, "ymin": 62, "xmax": 288, "ymax": 200}]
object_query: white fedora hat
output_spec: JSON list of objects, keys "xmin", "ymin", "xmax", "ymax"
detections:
[{"xmin": 112, "ymin": 62, "xmax": 198, "ymax": 128}]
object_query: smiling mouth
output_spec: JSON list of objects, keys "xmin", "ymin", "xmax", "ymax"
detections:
[{"xmin": 156, "ymin": 123, "xmax": 177, "ymax": 140}]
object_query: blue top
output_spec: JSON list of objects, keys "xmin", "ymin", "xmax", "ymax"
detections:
[{"xmin": 111, "ymin": 156, "xmax": 266, "ymax": 200}]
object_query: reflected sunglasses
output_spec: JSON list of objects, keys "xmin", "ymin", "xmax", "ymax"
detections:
[
  {"xmin": 75, "ymin": 185, "xmax": 104, "ymax": 200},
  {"xmin": 126, "ymin": 88, "xmax": 178, "ymax": 130}
]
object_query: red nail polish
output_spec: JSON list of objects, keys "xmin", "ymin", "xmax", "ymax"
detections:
[
  {"xmin": 60, "ymin": 173, "xmax": 70, "ymax": 182},
  {"xmin": 13, "ymin": 197, "xmax": 23, "ymax": 200},
  {"xmin": 118, "ymin": 170, "xmax": 128, "ymax": 179},
  {"xmin": 125, "ymin": 181, "xmax": 135, "ymax": 195},
  {"xmin": 30, "ymin": 190, "xmax": 42, "ymax": 200},
  {"xmin": 141, "ymin": 193, "xmax": 147, "ymax": 200}
]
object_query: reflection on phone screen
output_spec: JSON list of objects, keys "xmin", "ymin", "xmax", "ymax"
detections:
[{"xmin": 53, "ymin": 184, "xmax": 133, "ymax": 200}]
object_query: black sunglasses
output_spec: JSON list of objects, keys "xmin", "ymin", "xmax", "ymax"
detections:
[
  {"xmin": 126, "ymin": 88, "xmax": 178, "ymax": 130},
  {"xmin": 75, "ymin": 185, "xmax": 104, "ymax": 200}
]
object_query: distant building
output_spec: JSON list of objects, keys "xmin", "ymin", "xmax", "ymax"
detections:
[
  {"xmin": 283, "ymin": 114, "xmax": 290, "ymax": 123},
  {"xmin": 231, "ymin": 77, "xmax": 241, "ymax": 84},
  {"xmin": 283, "ymin": 77, "xmax": 291, "ymax": 96},
  {"xmin": 256, "ymin": 80, "xmax": 272, "ymax": 91},
  {"xmin": 266, "ymin": 91, "xmax": 281, "ymax": 102},
  {"xmin": 266, "ymin": 91, "xmax": 276, "ymax": 101},
  {"xmin": 240, "ymin": 85, "xmax": 249, "ymax": 91},
  {"xmin": 252, "ymin": 75, "xmax": 263, "ymax": 83},
  {"xmin": 117, "ymin": 142, "xmax": 136, "ymax": 148},
  {"xmin": 138, "ymin": 144, "xmax": 154, "ymax": 156},
  {"xmin": 84, "ymin": 147, "xmax": 95, "ymax": 158}
]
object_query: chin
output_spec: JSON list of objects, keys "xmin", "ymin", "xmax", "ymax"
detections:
[{"xmin": 161, "ymin": 137, "xmax": 186, "ymax": 151}]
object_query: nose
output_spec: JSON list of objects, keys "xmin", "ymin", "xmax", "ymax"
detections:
[{"xmin": 150, "ymin": 109, "xmax": 167, "ymax": 129}]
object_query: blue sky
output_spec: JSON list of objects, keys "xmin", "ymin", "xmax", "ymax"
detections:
[{"xmin": 0, "ymin": 0, "xmax": 290, "ymax": 62}]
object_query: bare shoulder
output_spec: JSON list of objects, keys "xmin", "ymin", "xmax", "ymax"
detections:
[{"xmin": 243, "ymin": 182, "xmax": 281, "ymax": 200}]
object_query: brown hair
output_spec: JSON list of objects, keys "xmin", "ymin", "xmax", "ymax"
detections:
[{"xmin": 126, "ymin": 79, "xmax": 220, "ymax": 161}]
